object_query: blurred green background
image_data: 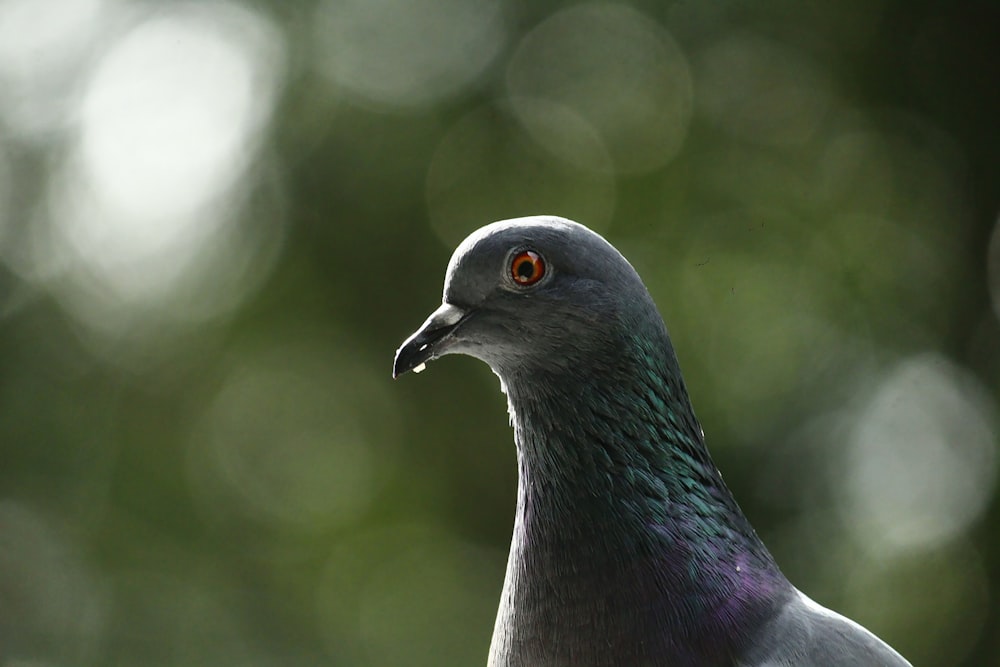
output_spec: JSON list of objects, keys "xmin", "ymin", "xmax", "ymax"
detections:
[{"xmin": 0, "ymin": 0, "xmax": 998, "ymax": 665}]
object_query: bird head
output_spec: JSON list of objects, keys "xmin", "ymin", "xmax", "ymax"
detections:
[{"xmin": 393, "ymin": 215, "xmax": 655, "ymax": 379}]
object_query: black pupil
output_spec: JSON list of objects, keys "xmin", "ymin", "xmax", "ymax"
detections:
[{"xmin": 516, "ymin": 259, "xmax": 535, "ymax": 279}]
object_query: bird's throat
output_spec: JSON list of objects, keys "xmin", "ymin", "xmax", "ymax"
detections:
[{"xmin": 490, "ymin": 342, "xmax": 789, "ymax": 665}]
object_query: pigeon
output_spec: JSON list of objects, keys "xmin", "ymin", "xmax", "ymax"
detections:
[{"xmin": 393, "ymin": 216, "xmax": 912, "ymax": 667}]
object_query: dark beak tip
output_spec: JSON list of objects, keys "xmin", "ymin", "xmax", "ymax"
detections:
[
  {"xmin": 391, "ymin": 348, "xmax": 407, "ymax": 379},
  {"xmin": 392, "ymin": 302, "xmax": 466, "ymax": 380},
  {"xmin": 392, "ymin": 339, "xmax": 429, "ymax": 379}
]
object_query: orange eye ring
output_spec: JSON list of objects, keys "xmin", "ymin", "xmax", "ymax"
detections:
[{"xmin": 510, "ymin": 250, "xmax": 545, "ymax": 286}]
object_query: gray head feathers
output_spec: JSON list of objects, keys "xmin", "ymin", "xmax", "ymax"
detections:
[{"xmin": 395, "ymin": 215, "xmax": 662, "ymax": 377}]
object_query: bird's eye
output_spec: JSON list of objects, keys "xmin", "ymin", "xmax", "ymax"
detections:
[{"xmin": 510, "ymin": 250, "xmax": 545, "ymax": 286}]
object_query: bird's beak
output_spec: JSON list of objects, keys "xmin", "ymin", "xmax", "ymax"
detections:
[{"xmin": 393, "ymin": 302, "xmax": 468, "ymax": 378}]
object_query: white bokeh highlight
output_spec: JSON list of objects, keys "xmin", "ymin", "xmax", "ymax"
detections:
[
  {"xmin": 76, "ymin": 10, "xmax": 271, "ymax": 226},
  {"xmin": 506, "ymin": 3, "xmax": 692, "ymax": 173},
  {"xmin": 0, "ymin": 0, "xmax": 105, "ymax": 136},
  {"xmin": 312, "ymin": 0, "xmax": 506, "ymax": 111},
  {"xmin": 6, "ymin": 2, "xmax": 288, "ymax": 346},
  {"xmin": 838, "ymin": 354, "xmax": 998, "ymax": 555}
]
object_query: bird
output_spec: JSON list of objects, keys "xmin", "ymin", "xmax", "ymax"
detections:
[{"xmin": 393, "ymin": 216, "xmax": 912, "ymax": 667}]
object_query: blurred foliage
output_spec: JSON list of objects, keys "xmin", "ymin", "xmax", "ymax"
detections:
[{"xmin": 0, "ymin": 0, "xmax": 998, "ymax": 665}]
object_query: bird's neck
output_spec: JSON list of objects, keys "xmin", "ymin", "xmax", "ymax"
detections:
[{"xmin": 492, "ymin": 325, "xmax": 790, "ymax": 664}]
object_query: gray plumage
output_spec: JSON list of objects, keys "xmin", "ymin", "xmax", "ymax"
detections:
[{"xmin": 393, "ymin": 216, "xmax": 912, "ymax": 667}]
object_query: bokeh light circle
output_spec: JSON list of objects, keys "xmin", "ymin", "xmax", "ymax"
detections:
[
  {"xmin": 7, "ymin": 1, "xmax": 290, "ymax": 358},
  {"xmin": 838, "ymin": 354, "xmax": 998, "ymax": 555},
  {"xmin": 313, "ymin": 0, "xmax": 506, "ymax": 111},
  {"xmin": 187, "ymin": 330, "xmax": 399, "ymax": 534},
  {"xmin": 426, "ymin": 100, "xmax": 615, "ymax": 248},
  {"xmin": 506, "ymin": 3, "xmax": 692, "ymax": 173}
]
